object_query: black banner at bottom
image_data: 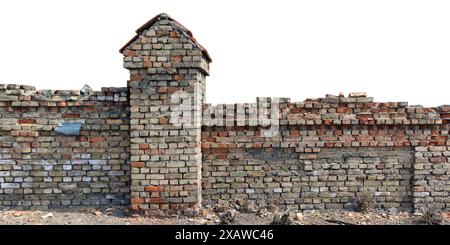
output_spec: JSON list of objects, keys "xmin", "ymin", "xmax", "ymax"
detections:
[{"xmin": 0, "ymin": 225, "xmax": 446, "ymax": 244}]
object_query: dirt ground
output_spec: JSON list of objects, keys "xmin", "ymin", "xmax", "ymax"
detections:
[{"xmin": 0, "ymin": 207, "xmax": 449, "ymax": 225}]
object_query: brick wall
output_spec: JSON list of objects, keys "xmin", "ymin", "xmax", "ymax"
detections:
[
  {"xmin": 0, "ymin": 13, "xmax": 449, "ymax": 214},
  {"xmin": 201, "ymin": 95, "xmax": 450, "ymax": 211},
  {"xmin": 0, "ymin": 85, "xmax": 130, "ymax": 209},
  {"xmin": 203, "ymin": 146, "xmax": 414, "ymax": 210}
]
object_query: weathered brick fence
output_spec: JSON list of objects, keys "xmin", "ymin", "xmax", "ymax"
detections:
[{"xmin": 0, "ymin": 13, "xmax": 449, "ymax": 216}]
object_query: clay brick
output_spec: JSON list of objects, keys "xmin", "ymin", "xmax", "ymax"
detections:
[
  {"xmin": 170, "ymin": 55, "xmax": 183, "ymax": 62},
  {"xmin": 131, "ymin": 162, "xmax": 145, "ymax": 168},
  {"xmin": 357, "ymin": 113, "xmax": 373, "ymax": 120},
  {"xmin": 148, "ymin": 197, "xmax": 164, "ymax": 204},
  {"xmin": 169, "ymin": 32, "xmax": 181, "ymax": 38},
  {"xmin": 131, "ymin": 197, "xmax": 144, "ymax": 204},
  {"xmin": 107, "ymin": 119, "xmax": 123, "ymax": 125},
  {"xmin": 123, "ymin": 50, "xmax": 137, "ymax": 57},
  {"xmin": 62, "ymin": 113, "xmax": 80, "ymax": 118},
  {"xmin": 89, "ymin": 136, "xmax": 106, "ymax": 143},
  {"xmin": 172, "ymin": 74, "xmax": 184, "ymax": 81},
  {"xmin": 337, "ymin": 107, "xmax": 350, "ymax": 113},
  {"xmin": 17, "ymin": 119, "xmax": 36, "ymax": 124},
  {"xmin": 157, "ymin": 87, "xmax": 167, "ymax": 93},
  {"xmin": 167, "ymin": 87, "xmax": 180, "ymax": 93},
  {"xmin": 217, "ymin": 154, "xmax": 227, "ymax": 160},
  {"xmin": 158, "ymin": 117, "xmax": 169, "ymax": 124},
  {"xmin": 143, "ymin": 61, "xmax": 153, "ymax": 68},
  {"xmin": 324, "ymin": 119, "xmax": 333, "ymax": 126},
  {"xmin": 130, "ymin": 74, "xmax": 142, "ymax": 81},
  {"xmin": 145, "ymin": 186, "xmax": 164, "ymax": 192}
]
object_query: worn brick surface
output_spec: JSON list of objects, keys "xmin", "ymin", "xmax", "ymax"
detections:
[
  {"xmin": 201, "ymin": 97, "xmax": 450, "ymax": 211},
  {"xmin": 0, "ymin": 85, "xmax": 130, "ymax": 209},
  {"xmin": 0, "ymin": 13, "xmax": 449, "ymax": 214},
  {"xmin": 122, "ymin": 13, "xmax": 209, "ymax": 216},
  {"xmin": 203, "ymin": 147, "xmax": 414, "ymax": 210}
]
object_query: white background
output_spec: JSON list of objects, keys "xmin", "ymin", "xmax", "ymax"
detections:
[{"xmin": 0, "ymin": 0, "xmax": 449, "ymax": 106}]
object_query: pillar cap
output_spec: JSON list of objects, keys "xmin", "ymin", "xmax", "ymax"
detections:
[{"xmin": 119, "ymin": 13, "xmax": 212, "ymax": 62}]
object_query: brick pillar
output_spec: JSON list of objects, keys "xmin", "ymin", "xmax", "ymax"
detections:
[
  {"xmin": 120, "ymin": 13, "xmax": 211, "ymax": 216},
  {"xmin": 413, "ymin": 146, "xmax": 450, "ymax": 211}
]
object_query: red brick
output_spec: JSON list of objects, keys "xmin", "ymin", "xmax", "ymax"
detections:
[
  {"xmin": 145, "ymin": 186, "xmax": 164, "ymax": 192},
  {"xmin": 218, "ymin": 132, "xmax": 229, "ymax": 137},
  {"xmin": 170, "ymin": 55, "xmax": 183, "ymax": 62},
  {"xmin": 131, "ymin": 197, "xmax": 144, "ymax": 204},
  {"xmin": 17, "ymin": 119, "xmax": 36, "ymax": 124},
  {"xmin": 290, "ymin": 108, "xmax": 301, "ymax": 113},
  {"xmin": 217, "ymin": 154, "xmax": 227, "ymax": 160},
  {"xmin": 356, "ymin": 135, "xmax": 372, "ymax": 141},
  {"xmin": 83, "ymin": 107, "xmax": 94, "ymax": 112},
  {"xmin": 148, "ymin": 197, "xmax": 164, "ymax": 204},
  {"xmin": 169, "ymin": 32, "xmax": 181, "ymax": 38},
  {"xmin": 167, "ymin": 87, "xmax": 180, "ymax": 93},
  {"xmin": 337, "ymin": 107, "xmax": 350, "ymax": 113},
  {"xmin": 430, "ymin": 156, "xmax": 446, "ymax": 163},
  {"xmin": 130, "ymin": 204, "xmax": 139, "ymax": 211},
  {"xmin": 130, "ymin": 74, "xmax": 142, "ymax": 81},
  {"xmin": 19, "ymin": 131, "xmax": 29, "ymax": 137},
  {"xmin": 89, "ymin": 136, "xmax": 105, "ymax": 143},
  {"xmin": 143, "ymin": 61, "xmax": 153, "ymax": 68},
  {"xmin": 431, "ymin": 136, "xmax": 447, "ymax": 142},
  {"xmin": 131, "ymin": 162, "xmax": 145, "ymax": 168},
  {"xmin": 139, "ymin": 144, "xmax": 149, "ymax": 150},
  {"xmin": 323, "ymin": 119, "xmax": 333, "ymax": 126},
  {"xmin": 123, "ymin": 50, "xmax": 137, "ymax": 57},
  {"xmin": 159, "ymin": 117, "xmax": 169, "ymax": 124},
  {"xmin": 157, "ymin": 87, "xmax": 167, "ymax": 93},
  {"xmin": 356, "ymin": 113, "xmax": 373, "ymax": 120},
  {"xmin": 156, "ymin": 30, "xmax": 169, "ymax": 37},
  {"xmin": 290, "ymin": 130, "xmax": 299, "ymax": 137}
]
